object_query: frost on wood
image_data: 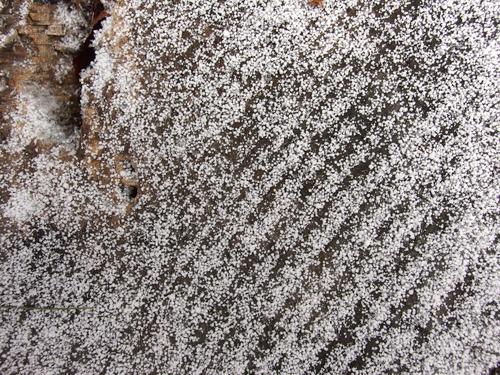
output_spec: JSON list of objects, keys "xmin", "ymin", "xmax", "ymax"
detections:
[
  {"xmin": 9, "ymin": 84, "xmax": 76, "ymax": 149},
  {"xmin": 52, "ymin": 2, "xmax": 89, "ymax": 53},
  {"xmin": 0, "ymin": 0, "xmax": 499, "ymax": 374}
]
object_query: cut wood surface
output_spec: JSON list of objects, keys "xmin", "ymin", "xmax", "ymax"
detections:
[{"xmin": 0, "ymin": 1, "xmax": 499, "ymax": 374}]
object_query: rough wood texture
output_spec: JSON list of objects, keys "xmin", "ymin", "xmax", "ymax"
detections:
[{"xmin": 0, "ymin": 1, "xmax": 499, "ymax": 374}]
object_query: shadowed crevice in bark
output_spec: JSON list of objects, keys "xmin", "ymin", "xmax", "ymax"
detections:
[{"xmin": 73, "ymin": 0, "xmax": 106, "ymax": 79}]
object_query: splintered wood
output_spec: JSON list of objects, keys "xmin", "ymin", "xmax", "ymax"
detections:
[{"xmin": 309, "ymin": 0, "xmax": 324, "ymax": 8}]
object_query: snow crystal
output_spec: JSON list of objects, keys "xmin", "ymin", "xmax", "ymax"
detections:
[
  {"xmin": 53, "ymin": 3, "xmax": 89, "ymax": 53},
  {"xmin": 8, "ymin": 85, "xmax": 72, "ymax": 149},
  {"xmin": 3, "ymin": 189, "xmax": 44, "ymax": 223}
]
